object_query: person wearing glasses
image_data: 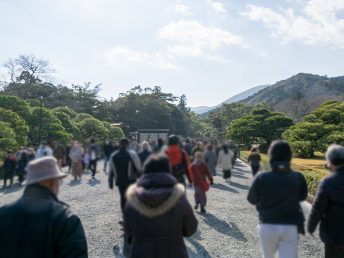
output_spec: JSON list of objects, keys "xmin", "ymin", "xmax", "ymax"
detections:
[
  {"xmin": 0, "ymin": 157, "xmax": 88, "ymax": 258},
  {"xmin": 308, "ymin": 144, "xmax": 344, "ymax": 258}
]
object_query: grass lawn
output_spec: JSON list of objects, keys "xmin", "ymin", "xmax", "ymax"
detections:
[{"xmin": 240, "ymin": 151, "xmax": 328, "ymax": 196}]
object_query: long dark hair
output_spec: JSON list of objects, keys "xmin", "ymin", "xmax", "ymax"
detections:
[{"xmin": 222, "ymin": 144, "xmax": 229, "ymax": 154}]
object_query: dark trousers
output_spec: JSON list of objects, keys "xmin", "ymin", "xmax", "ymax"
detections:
[
  {"xmin": 223, "ymin": 169, "xmax": 231, "ymax": 179},
  {"xmin": 3, "ymin": 172, "xmax": 14, "ymax": 186},
  {"xmin": 118, "ymin": 185, "xmax": 129, "ymax": 213},
  {"xmin": 251, "ymin": 165, "xmax": 259, "ymax": 176},
  {"xmin": 90, "ymin": 159, "xmax": 97, "ymax": 177},
  {"xmin": 325, "ymin": 244, "xmax": 344, "ymax": 258}
]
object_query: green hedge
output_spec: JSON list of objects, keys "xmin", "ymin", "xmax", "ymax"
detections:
[{"xmin": 240, "ymin": 151, "xmax": 326, "ymax": 196}]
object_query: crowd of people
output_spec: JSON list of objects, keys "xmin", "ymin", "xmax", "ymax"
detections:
[{"xmin": 1, "ymin": 135, "xmax": 344, "ymax": 258}]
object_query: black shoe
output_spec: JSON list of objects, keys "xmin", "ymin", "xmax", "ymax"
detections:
[
  {"xmin": 201, "ymin": 207, "xmax": 206, "ymax": 213},
  {"xmin": 194, "ymin": 204, "xmax": 199, "ymax": 210}
]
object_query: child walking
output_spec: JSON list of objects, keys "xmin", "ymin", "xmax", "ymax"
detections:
[{"xmin": 191, "ymin": 152, "xmax": 213, "ymax": 213}]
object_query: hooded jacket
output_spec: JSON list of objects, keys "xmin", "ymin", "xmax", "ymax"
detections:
[{"xmin": 124, "ymin": 173, "xmax": 198, "ymax": 258}]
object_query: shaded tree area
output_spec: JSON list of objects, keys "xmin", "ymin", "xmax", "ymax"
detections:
[
  {"xmin": 284, "ymin": 101, "xmax": 344, "ymax": 158},
  {"xmin": 0, "ymin": 95, "xmax": 125, "ymax": 159},
  {"xmin": 227, "ymin": 108, "xmax": 294, "ymax": 151},
  {"xmin": 0, "ymin": 54, "xmax": 206, "ymax": 139},
  {"xmin": 109, "ymin": 86, "xmax": 194, "ymax": 136}
]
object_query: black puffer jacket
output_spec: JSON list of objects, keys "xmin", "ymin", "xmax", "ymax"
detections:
[
  {"xmin": 0, "ymin": 184, "xmax": 88, "ymax": 258},
  {"xmin": 124, "ymin": 173, "xmax": 198, "ymax": 258}
]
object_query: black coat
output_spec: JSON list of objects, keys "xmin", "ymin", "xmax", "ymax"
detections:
[
  {"xmin": 138, "ymin": 149, "xmax": 152, "ymax": 164},
  {"xmin": 308, "ymin": 167, "xmax": 344, "ymax": 246},
  {"xmin": 0, "ymin": 184, "xmax": 88, "ymax": 258},
  {"xmin": 124, "ymin": 173, "xmax": 198, "ymax": 258},
  {"xmin": 2, "ymin": 157, "xmax": 16, "ymax": 175},
  {"xmin": 247, "ymin": 167, "xmax": 308, "ymax": 230}
]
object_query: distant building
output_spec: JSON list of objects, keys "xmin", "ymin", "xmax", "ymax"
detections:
[{"xmin": 130, "ymin": 129, "xmax": 169, "ymax": 143}]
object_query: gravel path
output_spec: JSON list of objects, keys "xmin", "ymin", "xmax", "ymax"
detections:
[{"xmin": 0, "ymin": 159, "xmax": 324, "ymax": 257}]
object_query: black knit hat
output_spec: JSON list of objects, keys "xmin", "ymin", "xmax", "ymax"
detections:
[
  {"xmin": 168, "ymin": 135, "xmax": 179, "ymax": 145},
  {"xmin": 268, "ymin": 140, "xmax": 292, "ymax": 164}
]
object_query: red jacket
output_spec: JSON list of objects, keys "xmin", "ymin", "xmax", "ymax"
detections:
[
  {"xmin": 191, "ymin": 160, "xmax": 213, "ymax": 192},
  {"xmin": 166, "ymin": 145, "xmax": 193, "ymax": 183}
]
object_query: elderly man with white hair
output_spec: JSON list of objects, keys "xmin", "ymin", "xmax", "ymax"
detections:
[
  {"xmin": 0, "ymin": 157, "xmax": 88, "ymax": 258},
  {"xmin": 308, "ymin": 144, "xmax": 344, "ymax": 258}
]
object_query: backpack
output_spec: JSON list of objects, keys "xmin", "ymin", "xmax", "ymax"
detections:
[{"xmin": 171, "ymin": 150, "xmax": 187, "ymax": 179}]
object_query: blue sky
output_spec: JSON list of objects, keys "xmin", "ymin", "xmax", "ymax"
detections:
[{"xmin": 0, "ymin": 0, "xmax": 343, "ymax": 107}]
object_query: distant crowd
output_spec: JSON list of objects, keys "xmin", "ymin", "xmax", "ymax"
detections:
[{"xmin": 1, "ymin": 135, "xmax": 344, "ymax": 258}]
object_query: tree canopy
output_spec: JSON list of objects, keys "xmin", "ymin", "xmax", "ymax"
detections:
[
  {"xmin": 284, "ymin": 101, "xmax": 344, "ymax": 157},
  {"xmin": 228, "ymin": 108, "xmax": 293, "ymax": 150}
]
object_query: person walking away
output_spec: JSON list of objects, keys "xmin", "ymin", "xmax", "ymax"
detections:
[
  {"xmin": 16, "ymin": 148, "xmax": 29, "ymax": 184},
  {"xmin": 191, "ymin": 142, "xmax": 203, "ymax": 161},
  {"xmin": 2, "ymin": 151, "xmax": 16, "ymax": 187},
  {"xmin": 27, "ymin": 147, "xmax": 36, "ymax": 162},
  {"xmin": 108, "ymin": 138, "xmax": 142, "ymax": 215},
  {"xmin": 124, "ymin": 154, "xmax": 198, "ymax": 258},
  {"xmin": 53, "ymin": 142, "xmax": 65, "ymax": 169},
  {"xmin": 308, "ymin": 144, "xmax": 344, "ymax": 258},
  {"xmin": 69, "ymin": 141, "xmax": 84, "ymax": 181},
  {"xmin": 83, "ymin": 152, "xmax": 90, "ymax": 173},
  {"xmin": 138, "ymin": 141, "xmax": 152, "ymax": 164},
  {"xmin": 88, "ymin": 139, "xmax": 100, "ymax": 179},
  {"xmin": 154, "ymin": 138, "xmax": 165, "ymax": 153},
  {"xmin": 204, "ymin": 144, "xmax": 217, "ymax": 176},
  {"xmin": 0, "ymin": 156, "xmax": 88, "ymax": 258},
  {"xmin": 191, "ymin": 152, "xmax": 213, "ymax": 213},
  {"xmin": 103, "ymin": 139, "xmax": 114, "ymax": 172},
  {"xmin": 248, "ymin": 147, "xmax": 262, "ymax": 177},
  {"xmin": 65, "ymin": 142, "xmax": 72, "ymax": 173},
  {"xmin": 165, "ymin": 135, "xmax": 193, "ymax": 187},
  {"xmin": 36, "ymin": 141, "xmax": 53, "ymax": 158},
  {"xmin": 217, "ymin": 144, "xmax": 234, "ymax": 183},
  {"xmin": 247, "ymin": 140, "xmax": 308, "ymax": 258},
  {"xmin": 183, "ymin": 137, "xmax": 193, "ymax": 156}
]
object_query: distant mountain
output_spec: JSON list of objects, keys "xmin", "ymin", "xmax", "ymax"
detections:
[
  {"xmin": 191, "ymin": 84, "xmax": 268, "ymax": 114},
  {"xmin": 190, "ymin": 106, "xmax": 213, "ymax": 114},
  {"xmin": 241, "ymin": 73, "xmax": 344, "ymax": 120}
]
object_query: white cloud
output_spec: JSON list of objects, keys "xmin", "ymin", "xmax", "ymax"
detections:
[
  {"xmin": 243, "ymin": 0, "xmax": 344, "ymax": 49},
  {"xmin": 207, "ymin": 0, "xmax": 227, "ymax": 14},
  {"xmin": 158, "ymin": 20, "xmax": 245, "ymax": 58},
  {"xmin": 171, "ymin": 3, "xmax": 193, "ymax": 16},
  {"xmin": 105, "ymin": 46, "xmax": 177, "ymax": 70}
]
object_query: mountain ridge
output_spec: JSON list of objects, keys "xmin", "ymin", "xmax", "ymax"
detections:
[{"xmin": 191, "ymin": 84, "xmax": 268, "ymax": 114}]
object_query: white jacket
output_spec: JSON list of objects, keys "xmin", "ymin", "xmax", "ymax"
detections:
[{"xmin": 217, "ymin": 149, "xmax": 234, "ymax": 170}]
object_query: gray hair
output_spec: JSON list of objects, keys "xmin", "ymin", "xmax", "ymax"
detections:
[
  {"xmin": 141, "ymin": 141, "xmax": 151, "ymax": 151},
  {"xmin": 326, "ymin": 144, "xmax": 344, "ymax": 166}
]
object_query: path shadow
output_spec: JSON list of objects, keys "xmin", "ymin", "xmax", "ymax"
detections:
[
  {"xmin": 186, "ymin": 229, "xmax": 211, "ymax": 257},
  {"xmin": 0, "ymin": 183, "xmax": 23, "ymax": 194},
  {"xmin": 67, "ymin": 179, "xmax": 81, "ymax": 187},
  {"xmin": 202, "ymin": 213, "xmax": 247, "ymax": 242},
  {"xmin": 113, "ymin": 244, "xmax": 126, "ymax": 258},
  {"xmin": 211, "ymin": 183, "xmax": 239, "ymax": 194},
  {"xmin": 233, "ymin": 167, "xmax": 250, "ymax": 174},
  {"xmin": 88, "ymin": 178, "xmax": 101, "ymax": 186},
  {"xmin": 229, "ymin": 181, "xmax": 250, "ymax": 190},
  {"xmin": 231, "ymin": 173, "xmax": 249, "ymax": 180},
  {"xmin": 187, "ymin": 238, "xmax": 211, "ymax": 257}
]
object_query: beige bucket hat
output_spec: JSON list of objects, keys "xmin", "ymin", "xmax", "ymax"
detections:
[{"xmin": 24, "ymin": 157, "xmax": 67, "ymax": 186}]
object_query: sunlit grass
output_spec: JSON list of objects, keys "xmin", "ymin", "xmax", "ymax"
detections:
[{"xmin": 241, "ymin": 150, "xmax": 328, "ymax": 196}]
